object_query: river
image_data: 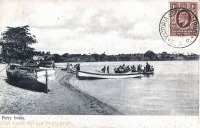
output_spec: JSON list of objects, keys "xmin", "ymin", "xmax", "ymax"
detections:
[{"xmin": 56, "ymin": 61, "xmax": 198, "ymax": 115}]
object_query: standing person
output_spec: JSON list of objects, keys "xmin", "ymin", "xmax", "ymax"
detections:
[
  {"xmin": 52, "ymin": 62, "xmax": 55, "ymax": 70},
  {"xmin": 69, "ymin": 64, "xmax": 73, "ymax": 73},
  {"xmin": 146, "ymin": 62, "xmax": 150, "ymax": 72},
  {"xmin": 101, "ymin": 66, "xmax": 106, "ymax": 73},
  {"xmin": 76, "ymin": 64, "xmax": 80, "ymax": 71},
  {"xmin": 107, "ymin": 66, "xmax": 109, "ymax": 73},
  {"xmin": 66, "ymin": 63, "xmax": 70, "ymax": 72},
  {"xmin": 74, "ymin": 64, "xmax": 76, "ymax": 71}
]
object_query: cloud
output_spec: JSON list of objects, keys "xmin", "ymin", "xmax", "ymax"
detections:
[
  {"xmin": 0, "ymin": 0, "xmax": 198, "ymax": 54},
  {"xmin": 124, "ymin": 20, "xmax": 158, "ymax": 40}
]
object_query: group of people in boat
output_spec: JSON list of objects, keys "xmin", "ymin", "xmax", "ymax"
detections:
[
  {"xmin": 136, "ymin": 63, "xmax": 154, "ymax": 73},
  {"xmin": 101, "ymin": 62, "xmax": 154, "ymax": 73},
  {"xmin": 64, "ymin": 62, "xmax": 153, "ymax": 74}
]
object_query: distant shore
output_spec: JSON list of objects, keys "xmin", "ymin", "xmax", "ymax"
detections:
[
  {"xmin": 0, "ymin": 65, "xmax": 121, "ymax": 115},
  {"xmin": 54, "ymin": 52, "xmax": 199, "ymax": 62},
  {"xmin": 1, "ymin": 51, "xmax": 199, "ymax": 64}
]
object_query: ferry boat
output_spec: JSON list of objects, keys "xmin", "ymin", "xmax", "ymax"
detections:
[
  {"xmin": 77, "ymin": 71, "xmax": 142, "ymax": 80},
  {"xmin": 6, "ymin": 62, "xmax": 55, "ymax": 92}
]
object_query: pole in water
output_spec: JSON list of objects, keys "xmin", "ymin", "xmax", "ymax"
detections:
[{"xmin": 45, "ymin": 70, "xmax": 48, "ymax": 93}]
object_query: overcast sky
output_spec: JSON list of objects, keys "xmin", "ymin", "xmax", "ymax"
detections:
[{"xmin": 0, "ymin": 0, "xmax": 199, "ymax": 55}]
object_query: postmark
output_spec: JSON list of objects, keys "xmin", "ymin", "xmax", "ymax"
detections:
[{"xmin": 159, "ymin": 2, "xmax": 199, "ymax": 48}]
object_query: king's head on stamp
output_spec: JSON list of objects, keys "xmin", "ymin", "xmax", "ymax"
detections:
[{"xmin": 177, "ymin": 11, "xmax": 190, "ymax": 28}]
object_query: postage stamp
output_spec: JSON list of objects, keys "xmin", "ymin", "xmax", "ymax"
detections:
[
  {"xmin": 159, "ymin": 2, "xmax": 199, "ymax": 48},
  {"xmin": 170, "ymin": 2, "xmax": 198, "ymax": 36}
]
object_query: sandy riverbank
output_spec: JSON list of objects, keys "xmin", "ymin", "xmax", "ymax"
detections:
[{"xmin": 0, "ymin": 65, "xmax": 121, "ymax": 115}]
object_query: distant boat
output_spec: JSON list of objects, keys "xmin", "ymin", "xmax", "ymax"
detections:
[
  {"xmin": 32, "ymin": 55, "xmax": 55, "ymax": 69},
  {"xmin": 77, "ymin": 71, "xmax": 142, "ymax": 80},
  {"xmin": 140, "ymin": 71, "xmax": 154, "ymax": 75},
  {"xmin": 6, "ymin": 63, "xmax": 55, "ymax": 92}
]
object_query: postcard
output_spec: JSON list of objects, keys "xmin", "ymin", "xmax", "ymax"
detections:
[{"xmin": 0, "ymin": 0, "xmax": 199, "ymax": 128}]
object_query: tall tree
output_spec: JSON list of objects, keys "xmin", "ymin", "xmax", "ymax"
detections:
[
  {"xmin": 144, "ymin": 50, "xmax": 156, "ymax": 61},
  {"xmin": 0, "ymin": 25, "xmax": 37, "ymax": 61}
]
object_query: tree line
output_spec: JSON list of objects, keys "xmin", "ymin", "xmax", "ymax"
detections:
[
  {"xmin": 0, "ymin": 26, "xmax": 198, "ymax": 63},
  {"xmin": 52, "ymin": 51, "xmax": 199, "ymax": 62}
]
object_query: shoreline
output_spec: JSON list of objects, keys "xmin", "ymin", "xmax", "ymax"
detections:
[
  {"xmin": 0, "ymin": 66, "xmax": 121, "ymax": 115},
  {"xmin": 59, "ymin": 73, "xmax": 123, "ymax": 115}
]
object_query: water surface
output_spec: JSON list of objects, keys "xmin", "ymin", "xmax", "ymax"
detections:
[{"xmin": 57, "ymin": 61, "xmax": 198, "ymax": 115}]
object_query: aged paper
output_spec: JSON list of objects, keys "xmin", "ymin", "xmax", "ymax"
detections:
[{"xmin": 0, "ymin": 0, "xmax": 199, "ymax": 127}]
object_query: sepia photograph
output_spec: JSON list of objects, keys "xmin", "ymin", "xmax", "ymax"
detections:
[{"xmin": 0, "ymin": 0, "xmax": 199, "ymax": 127}]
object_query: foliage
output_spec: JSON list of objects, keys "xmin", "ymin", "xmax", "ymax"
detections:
[
  {"xmin": 144, "ymin": 50, "xmax": 156, "ymax": 60},
  {"xmin": 58, "ymin": 51, "xmax": 199, "ymax": 62},
  {"xmin": 0, "ymin": 25, "xmax": 37, "ymax": 61},
  {"xmin": 52, "ymin": 54, "xmax": 61, "ymax": 62}
]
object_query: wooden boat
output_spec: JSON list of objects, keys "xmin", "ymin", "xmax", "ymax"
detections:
[
  {"xmin": 77, "ymin": 71, "xmax": 142, "ymax": 80},
  {"xmin": 6, "ymin": 63, "xmax": 55, "ymax": 92},
  {"xmin": 38, "ymin": 60, "xmax": 55, "ymax": 68},
  {"xmin": 140, "ymin": 71, "xmax": 154, "ymax": 75}
]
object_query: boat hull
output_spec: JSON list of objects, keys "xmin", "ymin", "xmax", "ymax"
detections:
[
  {"xmin": 77, "ymin": 71, "xmax": 142, "ymax": 80},
  {"xmin": 139, "ymin": 71, "xmax": 154, "ymax": 75},
  {"xmin": 6, "ymin": 64, "xmax": 55, "ymax": 92}
]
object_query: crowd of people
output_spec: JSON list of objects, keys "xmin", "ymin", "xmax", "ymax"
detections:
[
  {"xmin": 64, "ymin": 62, "xmax": 153, "ymax": 74},
  {"xmin": 66, "ymin": 63, "xmax": 80, "ymax": 73},
  {"xmin": 101, "ymin": 62, "xmax": 154, "ymax": 73}
]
